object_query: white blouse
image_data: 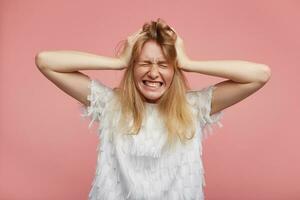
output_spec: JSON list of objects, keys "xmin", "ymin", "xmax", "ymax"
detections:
[{"xmin": 80, "ymin": 79, "xmax": 224, "ymax": 200}]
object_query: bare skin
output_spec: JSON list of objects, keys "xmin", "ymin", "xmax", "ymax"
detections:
[
  {"xmin": 35, "ymin": 29, "xmax": 145, "ymax": 106},
  {"xmin": 170, "ymin": 27, "xmax": 271, "ymax": 115},
  {"xmin": 133, "ymin": 40, "xmax": 175, "ymax": 103},
  {"xmin": 35, "ymin": 27, "xmax": 271, "ymax": 116}
]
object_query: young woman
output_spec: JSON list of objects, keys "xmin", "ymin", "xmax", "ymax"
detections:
[{"xmin": 35, "ymin": 18, "xmax": 271, "ymax": 200}]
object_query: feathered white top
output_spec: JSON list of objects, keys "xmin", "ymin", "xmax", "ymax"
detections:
[{"xmin": 80, "ymin": 79, "xmax": 224, "ymax": 200}]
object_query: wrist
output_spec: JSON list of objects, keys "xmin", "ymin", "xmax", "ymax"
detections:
[
  {"xmin": 117, "ymin": 57, "xmax": 128, "ymax": 70},
  {"xmin": 178, "ymin": 57, "xmax": 192, "ymax": 71}
]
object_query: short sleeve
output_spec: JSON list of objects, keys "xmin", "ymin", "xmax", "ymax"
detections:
[
  {"xmin": 79, "ymin": 78, "xmax": 113, "ymax": 128},
  {"xmin": 187, "ymin": 85, "xmax": 224, "ymax": 139}
]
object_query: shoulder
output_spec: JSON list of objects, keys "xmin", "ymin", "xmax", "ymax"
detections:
[
  {"xmin": 89, "ymin": 78, "xmax": 117, "ymax": 102},
  {"xmin": 186, "ymin": 85, "xmax": 215, "ymax": 105},
  {"xmin": 90, "ymin": 79, "xmax": 113, "ymax": 94}
]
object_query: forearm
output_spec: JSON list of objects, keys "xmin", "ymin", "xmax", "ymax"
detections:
[
  {"xmin": 35, "ymin": 50, "xmax": 126, "ymax": 72},
  {"xmin": 182, "ymin": 59, "xmax": 271, "ymax": 83}
]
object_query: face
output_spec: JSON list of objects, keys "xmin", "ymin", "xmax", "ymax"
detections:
[{"xmin": 133, "ymin": 40, "xmax": 175, "ymax": 103}]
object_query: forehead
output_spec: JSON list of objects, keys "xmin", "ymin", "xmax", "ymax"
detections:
[{"xmin": 138, "ymin": 40, "xmax": 167, "ymax": 61}]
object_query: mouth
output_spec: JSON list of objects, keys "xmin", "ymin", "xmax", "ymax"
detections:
[{"xmin": 142, "ymin": 80, "xmax": 163, "ymax": 88}]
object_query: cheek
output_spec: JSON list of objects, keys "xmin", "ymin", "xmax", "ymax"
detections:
[
  {"xmin": 133, "ymin": 67, "xmax": 142, "ymax": 80},
  {"xmin": 133, "ymin": 69, "xmax": 143, "ymax": 81},
  {"xmin": 165, "ymin": 70, "xmax": 175, "ymax": 85}
]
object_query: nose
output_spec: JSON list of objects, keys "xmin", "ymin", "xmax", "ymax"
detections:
[{"xmin": 148, "ymin": 64, "xmax": 159, "ymax": 79}]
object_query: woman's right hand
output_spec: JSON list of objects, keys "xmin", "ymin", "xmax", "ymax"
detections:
[{"xmin": 118, "ymin": 28, "xmax": 146, "ymax": 68}]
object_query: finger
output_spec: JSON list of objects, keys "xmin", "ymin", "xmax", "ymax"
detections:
[
  {"xmin": 128, "ymin": 28, "xmax": 143, "ymax": 41},
  {"xmin": 169, "ymin": 26, "xmax": 177, "ymax": 34},
  {"xmin": 132, "ymin": 28, "xmax": 143, "ymax": 37},
  {"xmin": 132, "ymin": 29, "xmax": 146, "ymax": 41}
]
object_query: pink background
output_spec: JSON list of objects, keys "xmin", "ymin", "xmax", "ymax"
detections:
[{"xmin": 1, "ymin": 0, "xmax": 299, "ymax": 199}]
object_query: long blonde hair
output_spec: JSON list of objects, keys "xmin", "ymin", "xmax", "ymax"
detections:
[{"xmin": 115, "ymin": 18, "xmax": 196, "ymax": 148}]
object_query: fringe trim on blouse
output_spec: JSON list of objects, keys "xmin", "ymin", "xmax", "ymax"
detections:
[
  {"xmin": 79, "ymin": 79, "xmax": 224, "ymax": 200},
  {"xmin": 80, "ymin": 79, "xmax": 113, "ymax": 128}
]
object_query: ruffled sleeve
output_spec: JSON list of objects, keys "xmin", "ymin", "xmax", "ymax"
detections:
[
  {"xmin": 80, "ymin": 78, "xmax": 113, "ymax": 128},
  {"xmin": 187, "ymin": 85, "xmax": 224, "ymax": 139}
]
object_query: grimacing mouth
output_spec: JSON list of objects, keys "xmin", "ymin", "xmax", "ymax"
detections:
[{"xmin": 142, "ymin": 80, "xmax": 163, "ymax": 87}]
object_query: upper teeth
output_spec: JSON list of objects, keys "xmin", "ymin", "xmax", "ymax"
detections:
[{"xmin": 144, "ymin": 81, "xmax": 161, "ymax": 87}]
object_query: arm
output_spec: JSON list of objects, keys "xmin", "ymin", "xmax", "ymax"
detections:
[
  {"xmin": 35, "ymin": 51, "xmax": 126, "ymax": 107},
  {"xmin": 182, "ymin": 59, "xmax": 271, "ymax": 84},
  {"xmin": 182, "ymin": 59, "xmax": 271, "ymax": 116},
  {"xmin": 36, "ymin": 50, "xmax": 126, "ymax": 72},
  {"xmin": 172, "ymin": 29, "xmax": 271, "ymax": 115},
  {"xmin": 35, "ymin": 29, "xmax": 145, "ymax": 107},
  {"xmin": 35, "ymin": 28, "xmax": 145, "ymax": 72}
]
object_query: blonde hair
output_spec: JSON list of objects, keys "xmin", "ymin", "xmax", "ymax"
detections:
[{"xmin": 115, "ymin": 18, "xmax": 195, "ymax": 148}]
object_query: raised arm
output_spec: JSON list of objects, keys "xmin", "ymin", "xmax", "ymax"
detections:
[
  {"xmin": 172, "ymin": 28, "xmax": 271, "ymax": 115},
  {"xmin": 35, "ymin": 51, "xmax": 125, "ymax": 107},
  {"xmin": 36, "ymin": 50, "xmax": 126, "ymax": 72},
  {"xmin": 35, "ymin": 28, "xmax": 145, "ymax": 107}
]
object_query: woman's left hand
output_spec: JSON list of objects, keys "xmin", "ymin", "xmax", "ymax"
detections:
[{"xmin": 170, "ymin": 27, "xmax": 191, "ymax": 69}]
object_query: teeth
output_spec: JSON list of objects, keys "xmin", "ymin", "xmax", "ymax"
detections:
[{"xmin": 144, "ymin": 81, "xmax": 162, "ymax": 88}]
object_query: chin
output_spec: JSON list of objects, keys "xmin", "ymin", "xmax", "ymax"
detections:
[
  {"xmin": 144, "ymin": 95, "xmax": 162, "ymax": 103},
  {"xmin": 139, "ymin": 90, "xmax": 163, "ymax": 102}
]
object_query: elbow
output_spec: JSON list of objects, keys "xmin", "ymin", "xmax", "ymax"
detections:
[
  {"xmin": 35, "ymin": 51, "xmax": 48, "ymax": 69},
  {"xmin": 257, "ymin": 64, "xmax": 272, "ymax": 83}
]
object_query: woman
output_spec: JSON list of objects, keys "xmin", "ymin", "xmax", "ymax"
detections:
[{"xmin": 35, "ymin": 18, "xmax": 271, "ymax": 200}]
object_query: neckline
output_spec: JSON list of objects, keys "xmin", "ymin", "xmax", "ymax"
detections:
[{"xmin": 144, "ymin": 102, "xmax": 158, "ymax": 108}]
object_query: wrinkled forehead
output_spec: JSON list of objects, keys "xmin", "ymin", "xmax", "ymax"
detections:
[
  {"xmin": 137, "ymin": 49, "xmax": 173, "ymax": 64},
  {"xmin": 136, "ymin": 40, "xmax": 171, "ymax": 62},
  {"xmin": 137, "ymin": 55, "xmax": 168, "ymax": 63}
]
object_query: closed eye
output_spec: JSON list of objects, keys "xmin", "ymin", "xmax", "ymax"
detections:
[
  {"xmin": 139, "ymin": 64, "xmax": 150, "ymax": 67},
  {"xmin": 138, "ymin": 61, "xmax": 169, "ymax": 68},
  {"xmin": 160, "ymin": 65, "xmax": 168, "ymax": 68},
  {"xmin": 157, "ymin": 61, "xmax": 169, "ymax": 67}
]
